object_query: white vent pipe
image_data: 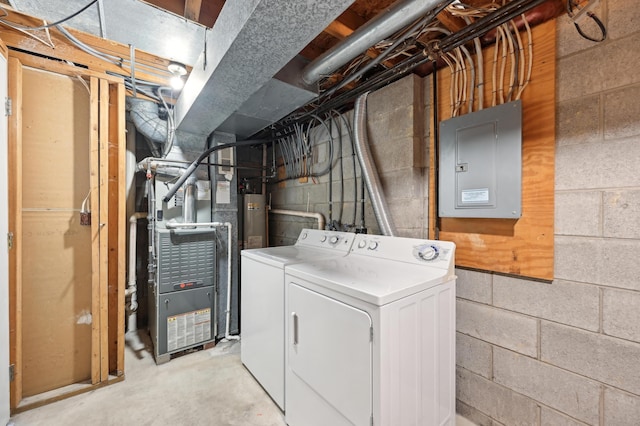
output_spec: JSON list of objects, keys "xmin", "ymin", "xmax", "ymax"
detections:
[
  {"xmin": 353, "ymin": 92, "xmax": 396, "ymax": 236},
  {"xmin": 127, "ymin": 213, "xmax": 147, "ymax": 313},
  {"xmin": 302, "ymin": 0, "xmax": 446, "ymax": 85},
  {"xmin": 269, "ymin": 209, "xmax": 326, "ymax": 230}
]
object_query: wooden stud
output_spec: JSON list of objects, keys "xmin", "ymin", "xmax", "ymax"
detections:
[
  {"xmin": 99, "ymin": 79, "xmax": 110, "ymax": 382},
  {"xmin": 107, "ymin": 82, "xmax": 127, "ymax": 377},
  {"xmin": 89, "ymin": 77, "xmax": 101, "ymax": 385},
  {"xmin": 7, "ymin": 56, "xmax": 23, "ymax": 411}
]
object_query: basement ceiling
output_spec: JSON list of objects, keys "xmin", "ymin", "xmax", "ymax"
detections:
[
  {"xmin": 140, "ymin": 0, "xmax": 398, "ymax": 61},
  {"xmin": 1, "ymin": 0, "xmax": 568, "ymax": 138}
]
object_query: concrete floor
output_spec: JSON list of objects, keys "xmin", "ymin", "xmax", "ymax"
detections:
[
  {"xmin": 10, "ymin": 332, "xmax": 285, "ymax": 426},
  {"xmin": 10, "ymin": 331, "xmax": 475, "ymax": 426}
]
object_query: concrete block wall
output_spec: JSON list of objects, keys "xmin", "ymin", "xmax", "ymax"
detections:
[
  {"xmin": 266, "ymin": 1, "xmax": 640, "ymax": 423},
  {"xmin": 268, "ymin": 73, "xmax": 429, "ymax": 243},
  {"xmin": 456, "ymin": 1, "xmax": 640, "ymax": 424}
]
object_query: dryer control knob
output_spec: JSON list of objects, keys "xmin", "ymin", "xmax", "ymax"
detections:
[
  {"xmin": 320, "ymin": 235, "xmax": 327, "ymax": 242},
  {"xmin": 358, "ymin": 240, "xmax": 367, "ymax": 249},
  {"xmin": 301, "ymin": 232, "xmax": 308, "ymax": 240},
  {"xmin": 368, "ymin": 241, "xmax": 378, "ymax": 250},
  {"xmin": 329, "ymin": 236, "xmax": 339, "ymax": 245},
  {"xmin": 418, "ymin": 244, "xmax": 439, "ymax": 261}
]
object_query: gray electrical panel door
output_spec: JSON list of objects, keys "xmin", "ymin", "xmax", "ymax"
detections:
[{"xmin": 439, "ymin": 100, "xmax": 522, "ymax": 219}]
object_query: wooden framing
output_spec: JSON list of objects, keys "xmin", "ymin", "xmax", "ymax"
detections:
[
  {"xmin": 0, "ymin": 8, "xmax": 175, "ymax": 87},
  {"xmin": 90, "ymin": 76, "xmax": 101, "ymax": 386},
  {"xmin": 429, "ymin": 20, "xmax": 556, "ymax": 280},
  {"xmin": 184, "ymin": 0, "xmax": 204, "ymax": 22},
  {"xmin": 99, "ymin": 79, "xmax": 111, "ymax": 382},
  {"xmin": 7, "ymin": 56, "xmax": 23, "ymax": 410},
  {"xmin": 8, "ymin": 53, "xmax": 127, "ymax": 414},
  {"xmin": 108, "ymin": 83, "xmax": 127, "ymax": 377}
]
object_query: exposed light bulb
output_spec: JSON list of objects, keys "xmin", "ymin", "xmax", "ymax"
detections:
[{"xmin": 170, "ymin": 75, "xmax": 184, "ymax": 90}]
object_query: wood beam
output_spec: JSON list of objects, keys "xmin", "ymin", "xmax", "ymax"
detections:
[
  {"xmin": 325, "ymin": 20, "xmax": 355, "ymax": 40},
  {"xmin": 0, "ymin": 8, "xmax": 180, "ymax": 86},
  {"xmin": 436, "ymin": 9, "xmax": 467, "ymax": 33},
  {"xmin": 184, "ymin": 0, "xmax": 203, "ymax": 22}
]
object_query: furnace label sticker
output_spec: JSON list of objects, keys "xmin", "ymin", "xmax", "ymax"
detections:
[{"xmin": 167, "ymin": 308, "xmax": 212, "ymax": 352}]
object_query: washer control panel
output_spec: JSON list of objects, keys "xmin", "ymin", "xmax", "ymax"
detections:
[{"xmin": 296, "ymin": 229, "xmax": 354, "ymax": 253}]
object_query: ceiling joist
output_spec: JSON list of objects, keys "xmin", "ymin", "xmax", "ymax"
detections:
[{"xmin": 184, "ymin": 0, "xmax": 203, "ymax": 22}]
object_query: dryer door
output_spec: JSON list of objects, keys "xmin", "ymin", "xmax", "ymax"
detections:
[{"xmin": 286, "ymin": 282, "xmax": 372, "ymax": 426}]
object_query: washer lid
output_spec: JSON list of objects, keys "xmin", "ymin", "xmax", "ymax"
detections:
[
  {"xmin": 241, "ymin": 245, "xmax": 347, "ymax": 268},
  {"xmin": 286, "ymin": 255, "xmax": 453, "ymax": 306}
]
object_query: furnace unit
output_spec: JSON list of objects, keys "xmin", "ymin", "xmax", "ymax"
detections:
[{"xmin": 148, "ymin": 174, "xmax": 216, "ymax": 364}]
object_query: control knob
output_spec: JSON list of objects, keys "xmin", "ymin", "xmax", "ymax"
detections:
[
  {"xmin": 368, "ymin": 241, "xmax": 378, "ymax": 250},
  {"xmin": 320, "ymin": 235, "xmax": 327, "ymax": 242},
  {"xmin": 329, "ymin": 236, "xmax": 339, "ymax": 245},
  {"xmin": 417, "ymin": 244, "xmax": 439, "ymax": 261},
  {"xmin": 300, "ymin": 232, "xmax": 308, "ymax": 240},
  {"xmin": 358, "ymin": 240, "xmax": 367, "ymax": 249}
]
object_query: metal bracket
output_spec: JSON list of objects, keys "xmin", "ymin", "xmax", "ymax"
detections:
[
  {"xmin": 7, "ymin": 232, "xmax": 13, "ymax": 250},
  {"xmin": 5, "ymin": 97, "xmax": 11, "ymax": 116},
  {"xmin": 9, "ymin": 364, "xmax": 14, "ymax": 382}
]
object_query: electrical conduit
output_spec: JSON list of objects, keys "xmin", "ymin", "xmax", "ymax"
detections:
[
  {"xmin": 353, "ymin": 92, "xmax": 396, "ymax": 236},
  {"xmin": 302, "ymin": 0, "xmax": 450, "ymax": 85}
]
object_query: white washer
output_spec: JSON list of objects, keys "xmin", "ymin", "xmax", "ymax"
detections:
[
  {"xmin": 240, "ymin": 228, "xmax": 355, "ymax": 410},
  {"xmin": 284, "ymin": 234, "xmax": 456, "ymax": 426}
]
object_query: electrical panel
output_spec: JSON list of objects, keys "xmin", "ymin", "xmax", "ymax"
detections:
[{"xmin": 438, "ymin": 100, "xmax": 522, "ymax": 219}]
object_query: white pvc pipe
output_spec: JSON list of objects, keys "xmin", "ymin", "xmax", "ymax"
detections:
[
  {"xmin": 269, "ymin": 209, "xmax": 325, "ymax": 230},
  {"xmin": 127, "ymin": 213, "xmax": 147, "ymax": 311},
  {"xmin": 165, "ymin": 221, "xmax": 238, "ymax": 341}
]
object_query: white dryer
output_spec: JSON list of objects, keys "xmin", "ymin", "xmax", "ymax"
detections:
[
  {"xmin": 284, "ymin": 234, "xmax": 456, "ymax": 426},
  {"xmin": 240, "ymin": 228, "xmax": 355, "ymax": 410}
]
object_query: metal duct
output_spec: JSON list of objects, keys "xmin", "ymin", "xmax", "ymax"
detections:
[
  {"xmin": 302, "ymin": 0, "xmax": 447, "ymax": 85},
  {"xmin": 127, "ymin": 98, "xmax": 167, "ymax": 145},
  {"xmin": 182, "ymin": 176, "xmax": 197, "ymax": 224},
  {"xmin": 175, "ymin": 0, "xmax": 354, "ymax": 137},
  {"xmin": 353, "ymin": 93, "xmax": 396, "ymax": 237}
]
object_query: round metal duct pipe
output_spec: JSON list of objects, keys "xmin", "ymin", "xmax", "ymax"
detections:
[
  {"xmin": 302, "ymin": 0, "xmax": 447, "ymax": 85},
  {"xmin": 353, "ymin": 92, "xmax": 396, "ymax": 237}
]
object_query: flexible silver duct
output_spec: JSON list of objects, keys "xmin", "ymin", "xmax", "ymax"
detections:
[
  {"xmin": 353, "ymin": 92, "xmax": 396, "ymax": 237},
  {"xmin": 302, "ymin": 0, "xmax": 446, "ymax": 85},
  {"xmin": 127, "ymin": 98, "xmax": 168, "ymax": 145}
]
